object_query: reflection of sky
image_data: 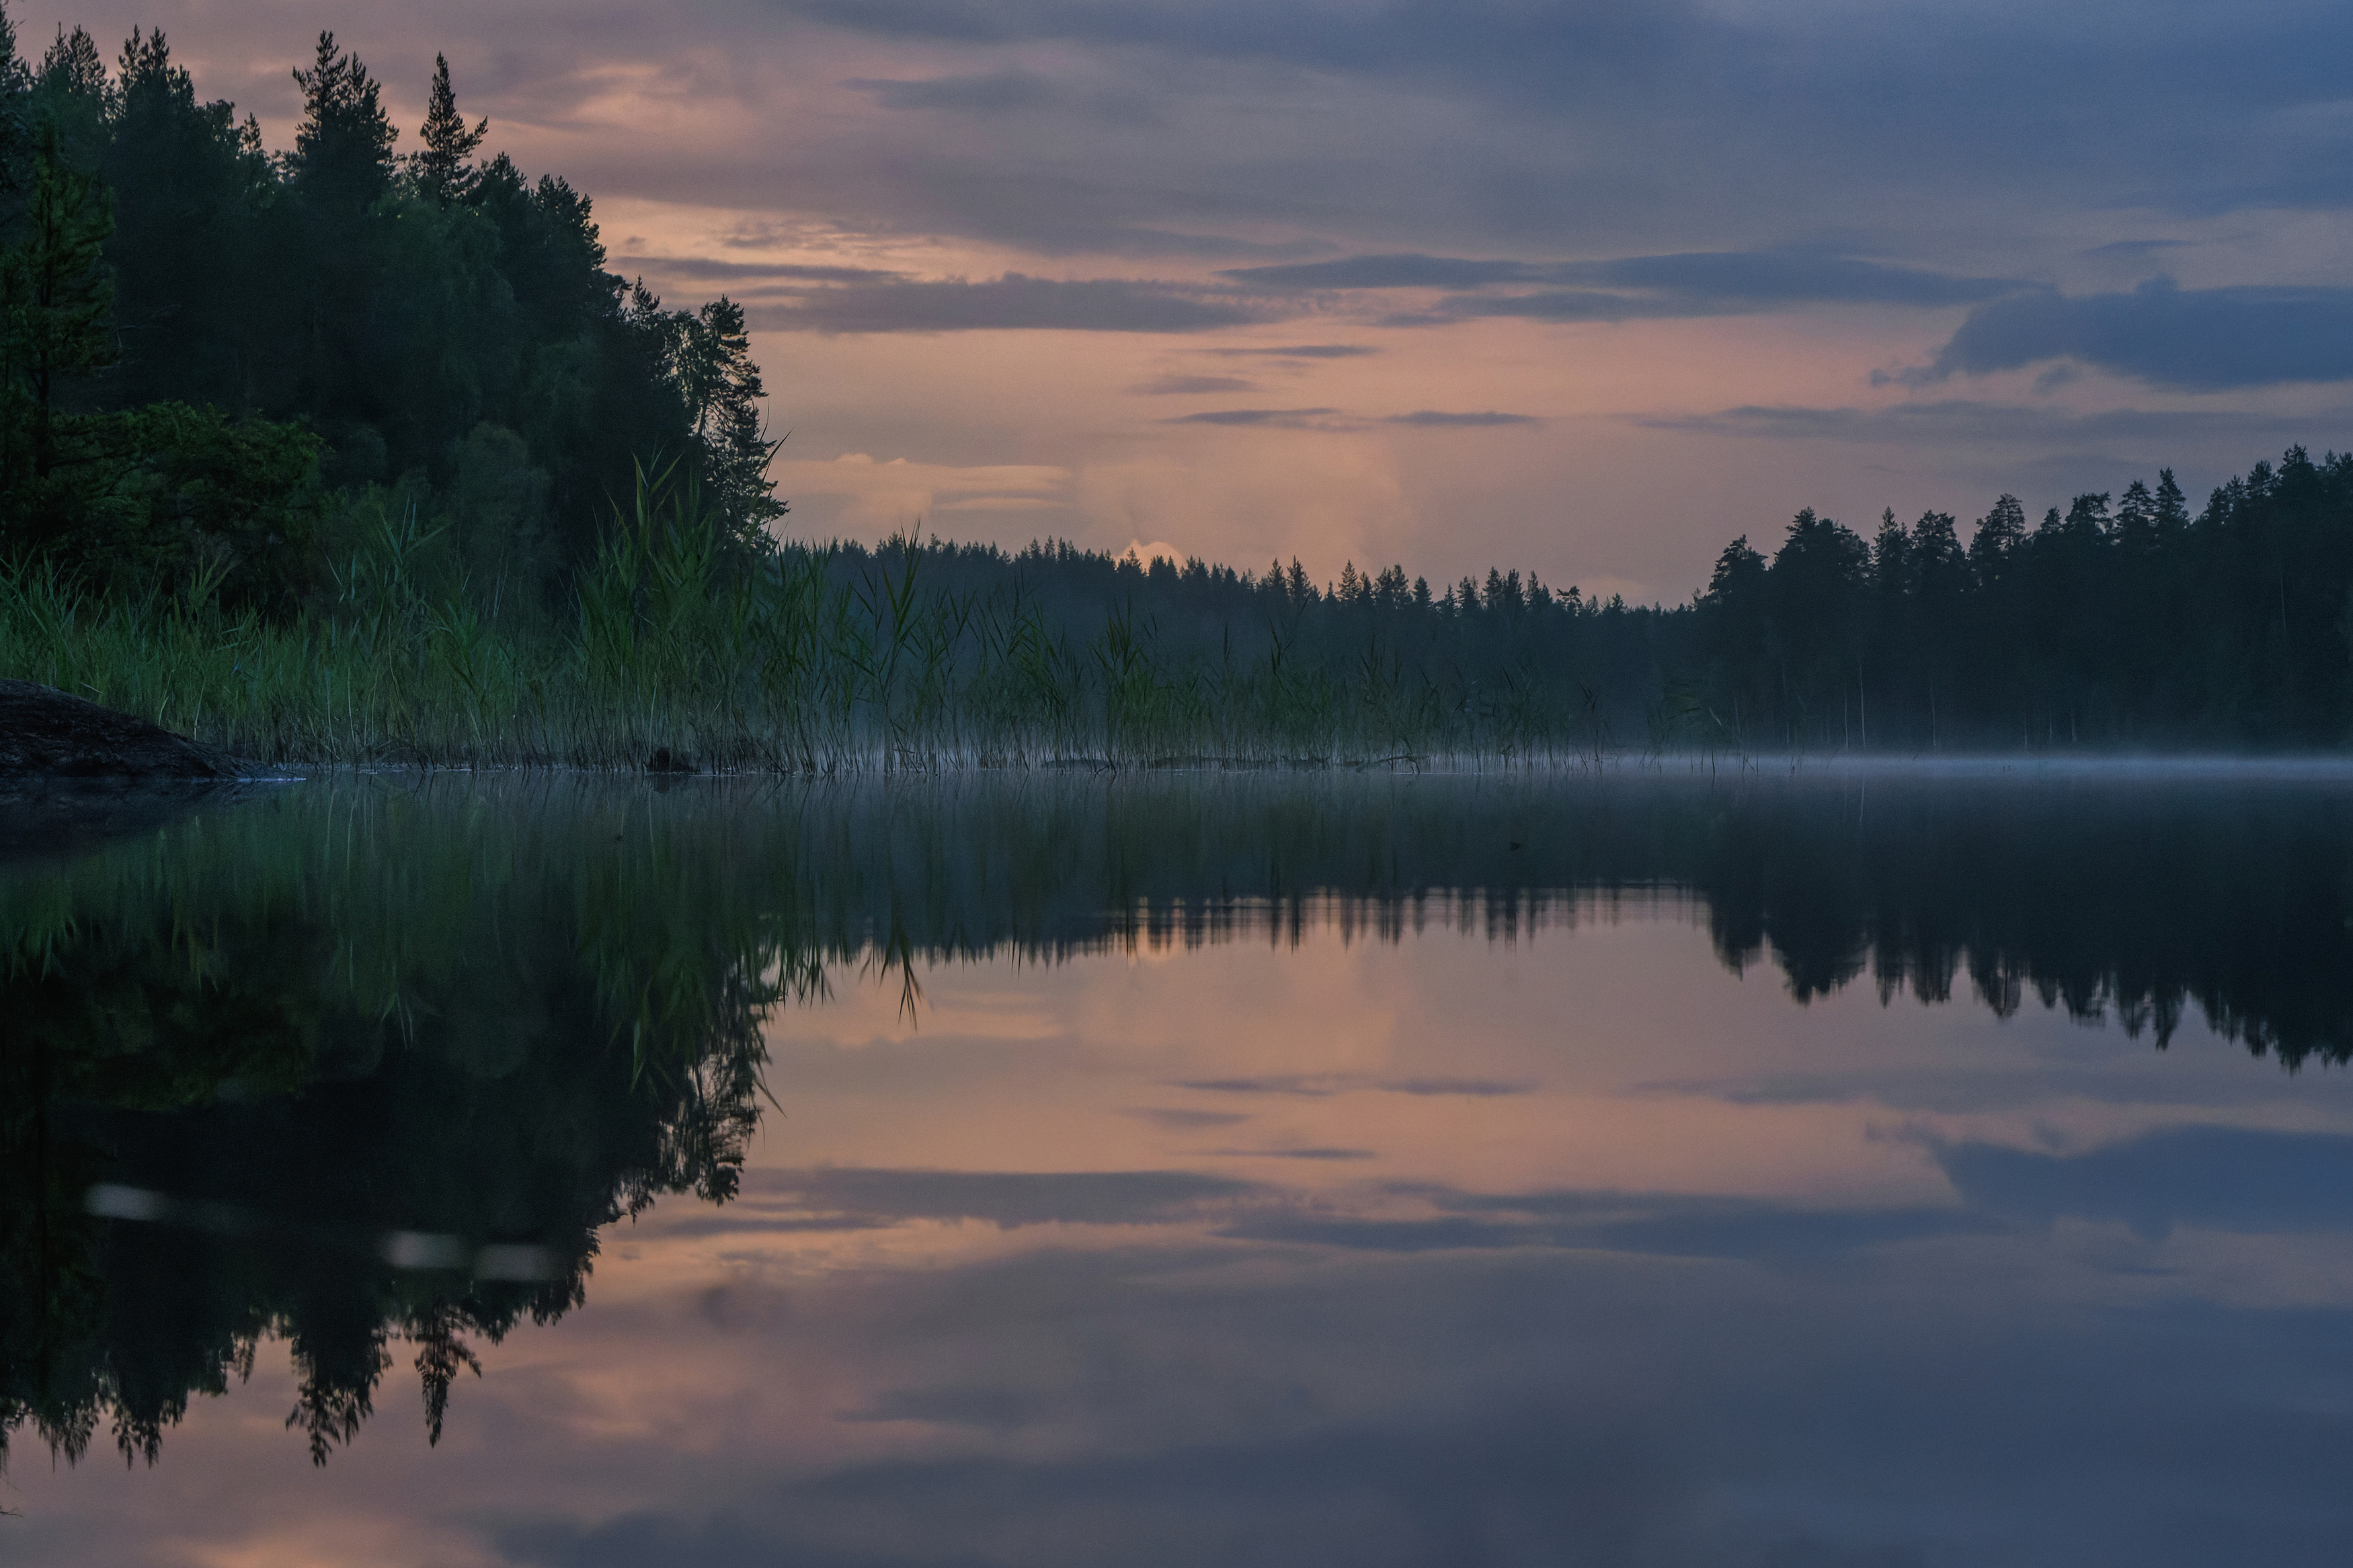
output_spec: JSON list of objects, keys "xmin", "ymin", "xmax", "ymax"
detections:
[{"xmin": 15, "ymin": 905, "xmax": 2353, "ymax": 1564}]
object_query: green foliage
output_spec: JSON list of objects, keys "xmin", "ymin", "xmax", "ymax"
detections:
[
  {"xmin": 0, "ymin": 116, "xmax": 115, "ymax": 488},
  {"xmin": 2, "ymin": 403, "xmax": 326, "ymax": 608}
]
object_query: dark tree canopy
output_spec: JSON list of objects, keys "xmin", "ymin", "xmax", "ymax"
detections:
[{"xmin": 0, "ymin": 18, "xmax": 782, "ymax": 607}]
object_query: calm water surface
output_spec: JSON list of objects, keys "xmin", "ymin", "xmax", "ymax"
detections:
[{"xmin": 5, "ymin": 770, "xmax": 2353, "ymax": 1565}]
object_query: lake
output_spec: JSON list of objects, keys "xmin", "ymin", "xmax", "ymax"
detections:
[{"xmin": 5, "ymin": 766, "xmax": 2352, "ymax": 1565}]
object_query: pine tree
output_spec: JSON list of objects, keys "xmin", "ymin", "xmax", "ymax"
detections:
[
  {"xmin": 2116, "ymin": 479, "xmax": 2156, "ymax": 557},
  {"xmin": 290, "ymin": 32, "xmax": 396, "ymax": 208},
  {"xmin": 411, "ymin": 54, "xmax": 486, "ymax": 204},
  {"xmin": 32, "ymin": 26, "xmax": 110, "ymax": 162},
  {"xmin": 1968, "ymin": 493, "xmax": 2026, "ymax": 587},
  {"xmin": 36, "ymin": 26, "xmax": 107, "ymax": 104}
]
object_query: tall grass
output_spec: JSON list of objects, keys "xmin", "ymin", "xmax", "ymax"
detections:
[{"xmin": 1, "ymin": 466, "xmax": 1615, "ymax": 771}]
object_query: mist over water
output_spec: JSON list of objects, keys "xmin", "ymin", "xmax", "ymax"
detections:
[{"xmin": 5, "ymin": 769, "xmax": 2352, "ymax": 1564}]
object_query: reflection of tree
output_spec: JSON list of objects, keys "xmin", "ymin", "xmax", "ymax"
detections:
[
  {"xmin": 7, "ymin": 770, "xmax": 2350, "ymax": 1477},
  {"xmin": 1667, "ymin": 781, "xmax": 2353, "ymax": 1066},
  {"xmin": 1, "ymin": 784, "xmax": 817, "ymax": 1473},
  {"xmin": 765, "ymin": 772, "xmax": 2353, "ymax": 1067}
]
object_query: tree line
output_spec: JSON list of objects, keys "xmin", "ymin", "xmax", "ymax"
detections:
[
  {"xmin": 0, "ymin": 17, "xmax": 779, "ymax": 611},
  {"xmin": 1691, "ymin": 452, "xmax": 2353, "ymax": 749},
  {"xmin": 804, "ymin": 440, "xmax": 2353, "ymax": 755}
]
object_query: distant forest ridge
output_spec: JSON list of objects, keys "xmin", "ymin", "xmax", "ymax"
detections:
[{"xmin": 801, "ymin": 442, "xmax": 2353, "ymax": 751}]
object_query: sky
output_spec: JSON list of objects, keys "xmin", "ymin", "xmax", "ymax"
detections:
[{"xmin": 28, "ymin": 0, "xmax": 2353, "ymax": 601}]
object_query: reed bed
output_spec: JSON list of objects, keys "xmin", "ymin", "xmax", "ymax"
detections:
[{"xmin": 1, "ymin": 479, "xmax": 1615, "ymax": 772}]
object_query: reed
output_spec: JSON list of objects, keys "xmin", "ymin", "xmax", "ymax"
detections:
[{"xmin": 1, "ymin": 466, "xmax": 1614, "ymax": 772}]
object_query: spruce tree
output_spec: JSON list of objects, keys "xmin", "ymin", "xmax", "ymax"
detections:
[
  {"xmin": 1871, "ymin": 507, "xmax": 1911, "ymax": 596},
  {"xmin": 412, "ymin": 54, "xmax": 486, "ymax": 204},
  {"xmin": 2153, "ymin": 468, "xmax": 2190, "ymax": 534}
]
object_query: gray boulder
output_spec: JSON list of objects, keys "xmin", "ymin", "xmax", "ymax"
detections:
[{"xmin": 0, "ymin": 679, "xmax": 251, "ymax": 778}]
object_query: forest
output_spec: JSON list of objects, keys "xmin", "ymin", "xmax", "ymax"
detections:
[
  {"xmin": 0, "ymin": 19, "xmax": 779, "ymax": 608},
  {"xmin": 1, "ymin": 15, "xmax": 2350, "ymax": 759}
]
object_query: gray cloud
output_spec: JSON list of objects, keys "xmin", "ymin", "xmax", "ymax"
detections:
[
  {"xmin": 610, "ymin": 255, "xmax": 904, "ymax": 285},
  {"xmin": 1162, "ymin": 407, "xmax": 1342, "ymax": 428},
  {"xmin": 752, "ymin": 274, "xmax": 1291, "ymax": 333},
  {"xmin": 1202, "ymin": 1147, "xmax": 1378, "ymax": 1161},
  {"xmin": 1223, "ymin": 253, "xmax": 1548, "ymax": 290},
  {"xmin": 1634, "ymin": 400, "xmax": 2348, "ymax": 451},
  {"xmin": 1121, "ymin": 1106, "xmax": 1250, "ymax": 1128},
  {"xmin": 1922, "ymin": 278, "xmax": 2353, "ymax": 389},
  {"xmin": 1225, "ymin": 251, "xmax": 2025, "ymax": 313},
  {"xmin": 1380, "ymin": 1076, "xmax": 1538, "ymax": 1094},
  {"xmin": 1585, "ymin": 251, "xmax": 2028, "ymax": 308},
  {"xmin": 1129, "ymin": 374, "xmax": 1259, "ymax": 395},
  {"xmin": 783, "ymin": 0, "xmax": 1685, "ymax": 87},
  {"xmin": 844, "ymin": 69, "xmax": 1062, "ymax": 113},
  {"xmin": 1385, "ymin": 411, "xmax": 1540, "ymax": 428},
  {"xmin": 1203, "ymin": 345, "xmax": 1384, "ymax": 360}
]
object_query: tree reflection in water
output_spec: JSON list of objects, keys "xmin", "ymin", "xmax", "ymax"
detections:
[{"xmin": 4, "ymin": 766, "xmax": 2349, "ymax": 1473}]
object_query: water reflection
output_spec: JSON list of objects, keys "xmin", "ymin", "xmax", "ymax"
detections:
[
  {"xmin": 4, "ymin": 768, "xmax": 2352, "ymax": 1561},
  {"xmin": 3, "ymin": 782, "xmax": 796, "ymax": 1470}
]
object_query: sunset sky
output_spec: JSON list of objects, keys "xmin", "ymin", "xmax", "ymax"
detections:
[{"xmin": 32, "ymin": 0, "xmax": 2353, "ymax": 601}]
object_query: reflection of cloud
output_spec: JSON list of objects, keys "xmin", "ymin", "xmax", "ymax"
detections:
[
  {"xmin": 1221, "ymin": 1192, "xmax": 1994, "ymax": 1257},
  {"xmin": 494, "ymin": 1407, "xmax": 1706, "ymax": 1568},
  {"xmin": 1938, "ymin": 1125, "xmax": 2353, "ymax": 1241},
  {"xmin": 1164, "ymin": 409, "xmax": 1540, "ymax": 432},
  {"xmin": 667, "ymin": 1166, "xmax": 1269, "ymax": 1232},
  {"xmin": 1168, "ymin": 1073, "xmax": 1536, "ymax": 1097}
]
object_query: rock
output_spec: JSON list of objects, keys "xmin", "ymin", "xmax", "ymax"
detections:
[{"xmin": 0, "ymin": 679, "xmax": 253, "ymax": 779}]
